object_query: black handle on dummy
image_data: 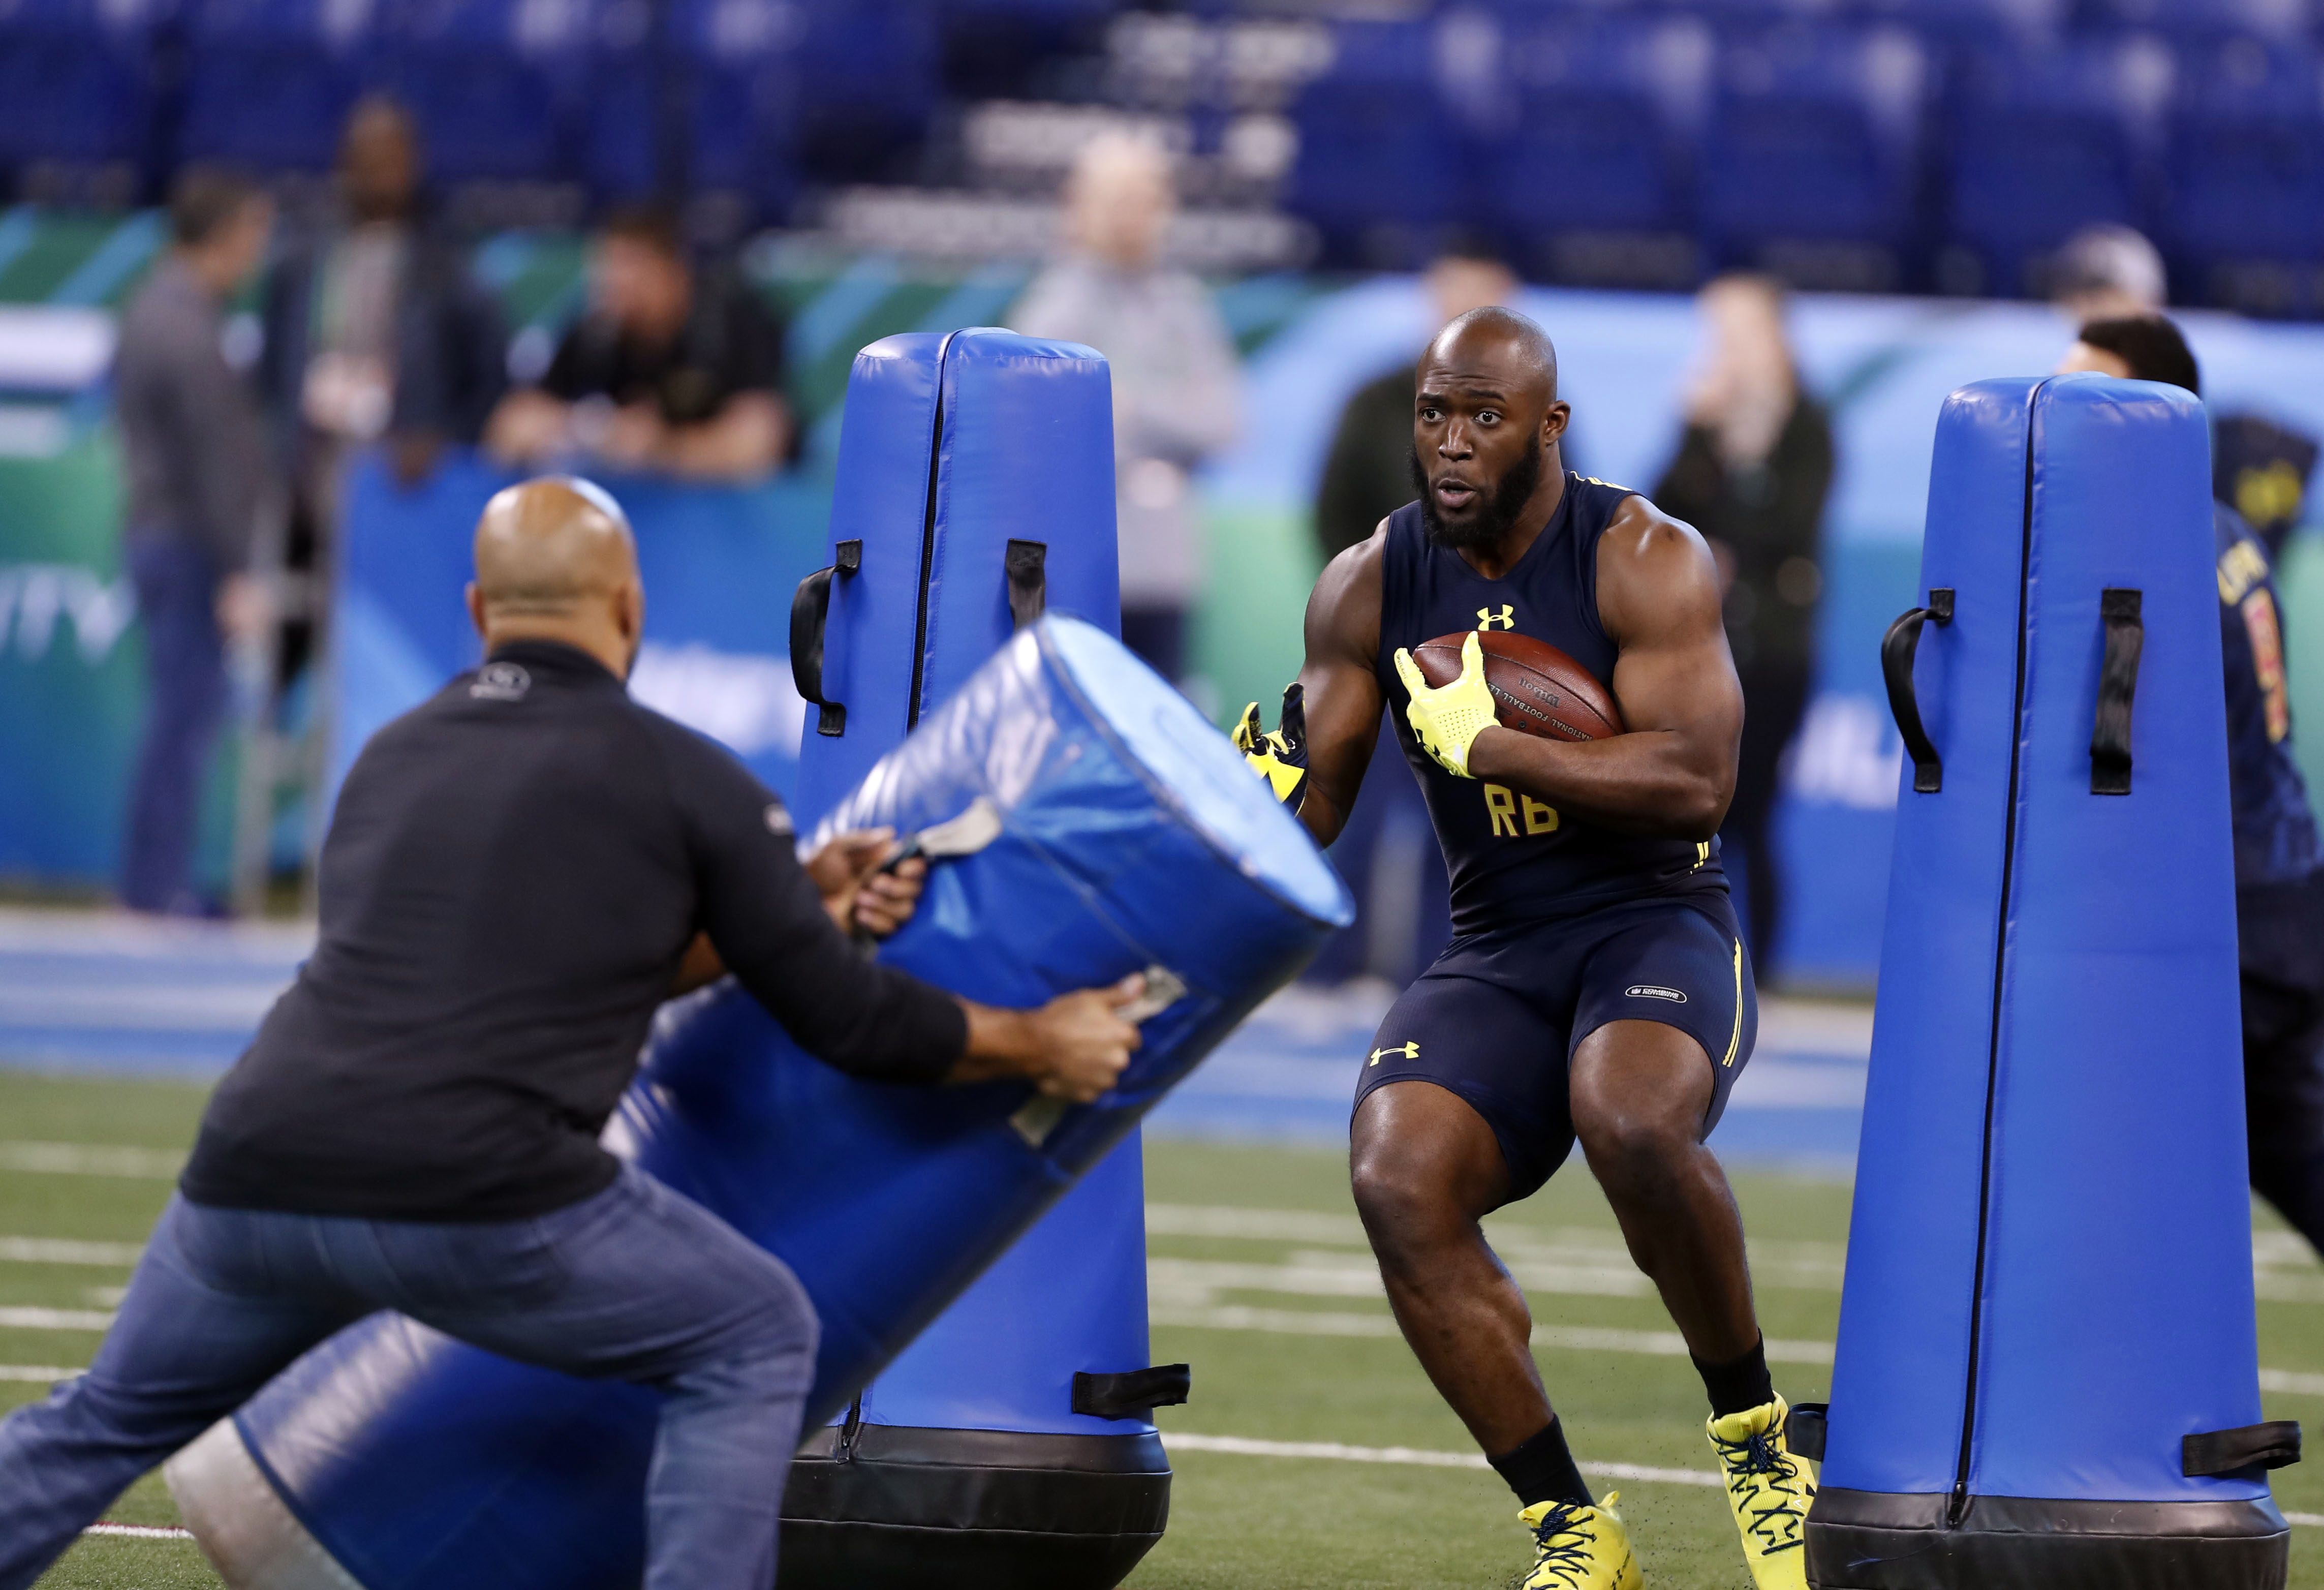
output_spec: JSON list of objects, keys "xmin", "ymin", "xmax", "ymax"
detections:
[
  {"xmin": 789, "ymin": 539, "xmax": 861, "ymax": 738},
  {"xmin": 2183, "ymin": 1419, "xmax": 2300, "ymax": 1477},
  {"xmin": 1005, "ymin": 539, "xmax": 1046, "ymax": 630},
  {"xmin": 1786, "ymin": 1401, "xmax": 1829, "ymax": 1463},
  {"xmin": 2090, "ymin": 588, "xmax": 2143, "ymax": 796},
  {"xmin": 1881, "ymin": 588, "xmax": 1955, "ymax": 794},
  {"xmin": 1073, "ymin": 1364, "xmax": 1191, "ymax": 1421}
]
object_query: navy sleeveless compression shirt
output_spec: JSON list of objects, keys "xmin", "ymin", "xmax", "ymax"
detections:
[{"xmin": 1375, "ymin": 473, "xmax": 1729, "ymax": 935}]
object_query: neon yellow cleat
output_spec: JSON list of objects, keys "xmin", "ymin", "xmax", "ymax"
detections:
[
  {"xmin": 1517, "ymin": 1492, "xmax": 1643, "ymax": 1589},
  {"xmin": 1707, "ymin": 1396, "xmax": 1815, "ymax": 1589}
]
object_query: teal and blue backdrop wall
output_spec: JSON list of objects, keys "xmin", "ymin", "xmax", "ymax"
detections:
[{"xmin": 7, "ymin": 258, "xmax": 2324, "ymax": 987}]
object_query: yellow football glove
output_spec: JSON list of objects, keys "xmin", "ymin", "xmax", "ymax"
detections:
[
  {"xmin": 1233, "ymin": 683, "xmax": 1309, "ymax": 809},
  {"xmin": 1394, "ymin": 631, "xmax": 1500, "ymax": 779}
]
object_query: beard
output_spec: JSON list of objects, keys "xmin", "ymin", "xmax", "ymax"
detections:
[{"xmin": 1410, "ymin": 432, "xmax": 1546, "ymax": 551}]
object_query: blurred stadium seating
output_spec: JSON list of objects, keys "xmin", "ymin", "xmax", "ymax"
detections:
[
  {"xmin": 3, "ymin": 0, "xmax": 2324, "ymax": 305},
  {"xmin": 0, "ymin": 0, "xmax": 158, "ymax": 204},
  {"xmin": 177, "ymin": 0, "xmax": 374, "ymax": 176}
]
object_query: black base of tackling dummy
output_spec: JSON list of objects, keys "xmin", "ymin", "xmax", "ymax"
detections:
[
  {"xmin": 779, "ymin": 1426, "xmax": 1170, "ymax": 1590},
  {"xmin": 1806, "ymin": 1489, "xmax": 2289, "ymax": 1590}
]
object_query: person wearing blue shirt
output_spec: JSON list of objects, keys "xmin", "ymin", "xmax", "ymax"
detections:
[{"xmin": 2060, "ymin": 316, "xmax": 2324, "ymax": 1255}]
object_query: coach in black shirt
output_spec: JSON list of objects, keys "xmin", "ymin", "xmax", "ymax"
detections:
[
  {"xmin": 0, "ymin": 478, "xmax": 1140, "ymax": 1590},
  {"xmin": 486, "ymin": 207, "xmax": 792, "ymax": 482}
]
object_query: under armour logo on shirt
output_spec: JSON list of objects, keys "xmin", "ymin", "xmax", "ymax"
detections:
[
  {"xmin": 470, "ymin": 662, "xmax": 531, "ymax": 701},
  {"xmin": 1370, "ymin": 1041, "xmax": 1419, "ymax": 1066},
  {"xmin": 1477, "ymin": 605, "xmax": 1515, "ymax": 630}
]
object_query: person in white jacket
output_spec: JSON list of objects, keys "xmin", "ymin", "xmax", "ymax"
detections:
[{"xmin": 1011, "ymin": 134, "xmax": 1243, "ymax": 688}]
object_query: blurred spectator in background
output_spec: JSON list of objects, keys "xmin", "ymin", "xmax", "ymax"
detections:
[
  {"xmin": 1653, "ymin": 273, "xmax": 1833, "ymax": 974},
  {"xmin": 257, "ymin": 97, "xmax": 507, "ymax": 678},
  {"xmin": 2051, "ymin": 224, "xmax": 2169, "ymax": 324},
  {"xmin": 1011, "ymin": 133, "xmax": 1242, "ymax": 685},
  {"xmin": 2047, "ymin": 225, "xmax": 2318, "ymax": 562},
  {"xmin": 2216, "ymin": 416, "xmax": 2318, "ymax": 567},
  {"xmin": 1313, "ymin": 235, "xmax": 1517, "ymax": 565},
  {"xmin": 113, "ymin": 169, "xmax": 276, "ymax": 915},
  {"xmin": 487, "ymin": 207, "xmax": 790, "ymax": 483}
]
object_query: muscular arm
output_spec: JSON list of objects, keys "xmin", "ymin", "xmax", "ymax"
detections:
[
  {"xmin": 1287, "ymin": 526, "xmax": 1389, "ymax": 849},
  {"xmin": 1463, "ymin": 498, "xmax": 1742, "ymax": 839}
]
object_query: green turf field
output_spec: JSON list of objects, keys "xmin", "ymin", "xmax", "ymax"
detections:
[{"xmin": 5, "ymin": 1069, "xmax": 2324, "ymax": 1589}]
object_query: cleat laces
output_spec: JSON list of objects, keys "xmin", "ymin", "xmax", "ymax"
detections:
[
  {"xmin": 1524, "ymin": 1500, "xmax": 1602, "ymax": 1588},
  {"xmin": 1712, "ymin": 1422, "xmax": 1813, "ymax": 1556}
]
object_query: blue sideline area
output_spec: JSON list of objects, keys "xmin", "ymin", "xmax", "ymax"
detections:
[{"xmin": 0, "ymin": 908, "xmax": 1868, "ymax": 1174}]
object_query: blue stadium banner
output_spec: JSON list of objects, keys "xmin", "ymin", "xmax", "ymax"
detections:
[
  {"xmin": 0, "ymin": 434, "xmax": 148, "ymax": 885},
  {"xmin": 331, "ymin": 452, "xmax": 833, "ymax": 816}
]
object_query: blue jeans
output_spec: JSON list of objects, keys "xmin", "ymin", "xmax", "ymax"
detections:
[
  {"xmin": 0, "ymin": 1166, "xmax": 817, "ymax": 1590},
  {"xmin": 120, "ymin": 535, "xmax": 229, "ymax": 913}
]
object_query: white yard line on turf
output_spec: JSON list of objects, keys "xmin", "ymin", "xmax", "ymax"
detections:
[
  {"xmin": 0, "ymin": 1365, "xmax": 81, "ymax": 1381},
  {"xmin": 83, "ymin": 1523, "xmax": 193, "ymax": 1540},
  {"xmin": 0, "ymin": 1307, "xmax": 115, "ymax": 1331},
  {"xmin": 1148, "ymin": 1210, "xmax": 2324, "ymax": 1302},
  {"xmin": 1151, "ymin": 1304, "xmax": 1837, "ymax": 1364},
  {"xmin": 0, "ymin": 1142, "xmax": 183, "ymax": 1179},
  {"xmin": 1165, "ymin": 1432, "xmax": 1720, "ymax": 1488},
  {"xmin": 0, "ymin": 1236, "xmax": 141, "ymax": 1266},
  {"xmin": 1152, "ymin": 1253, "xmax": 1657, "ymax": 1301}
]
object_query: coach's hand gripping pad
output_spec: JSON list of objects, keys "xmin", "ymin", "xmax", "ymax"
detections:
[
  {"xmin": 1809, "ymin": 378, "xmax": 2284, "ymax": 1588},
  {"xmin": 184, "ymin": 618, "xmax": 1352, "ymax": 1590}
]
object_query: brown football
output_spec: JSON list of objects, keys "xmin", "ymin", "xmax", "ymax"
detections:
[{"xmin": 1411, "ymin": 630, "xmax": 1624, "ymax": 743}]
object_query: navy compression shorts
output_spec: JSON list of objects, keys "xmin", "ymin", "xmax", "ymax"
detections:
[{"xmin": 1352, "ymin": 891, "xmax": 1757, "ymax": 1200}]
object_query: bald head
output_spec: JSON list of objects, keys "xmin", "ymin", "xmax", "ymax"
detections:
[
  {"xmin": 1066, "ymin": 132, "xmax": 1173, "ymax": 271},
  {"xmin": 1424, "ymin": 306, "xmax": 1558, "ymax": 403},
  {"xmin": 468, "ymin": 477, "xmax": 644, "ymax": 677},
  {"xmin": 1411, "ymin": 306, "xmax": 1570, "ymax": 555}
]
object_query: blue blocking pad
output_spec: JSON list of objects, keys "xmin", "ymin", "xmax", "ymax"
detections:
[
  {"xmin": 1808, "ymin": 378, "xmax": 2285, "ymax": 1588},
  {"xmin": 219, "ymin": 619, "xmax": 1352, "ymax": 1590},
  {"xmin": 784, "ymin": 326, "xmax": 1170, "ymax": 1587},
  {"xmin": 797, "ymin": 328, "xmax": 1119, "ymax": 825}
]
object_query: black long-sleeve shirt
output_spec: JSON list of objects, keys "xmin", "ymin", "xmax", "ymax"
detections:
[
  {"xmin": 182, "ymin": 640, "xmax": 968, "ymax": 1221},
  {"xmin": 1652, "ymin": 399, "xmax": 1835, "ymax": 673}
]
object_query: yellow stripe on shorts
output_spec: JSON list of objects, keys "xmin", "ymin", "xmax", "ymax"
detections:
[{"xmin": 1722, "ymin": 938, "xmax": 1743, "ymax": 1067}]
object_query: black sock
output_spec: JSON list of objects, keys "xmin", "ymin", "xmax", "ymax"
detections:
[
  {"xmin": 1488, "ymin": 1418, "xmax": 1593, "ymax": 1510},
  {"xmin": 1695, "ymin": 1335, "xmax": 1775, "ymax": 1418}
]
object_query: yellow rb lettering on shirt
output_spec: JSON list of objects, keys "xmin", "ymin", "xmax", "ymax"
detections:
[
  {"xmin": 1484, "ymin": 783, "xmax": 1519, "ymax": 837},
  {"xmin": 1485, "ymin": 785, "xmax": 1559, "ymax": 838}
]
